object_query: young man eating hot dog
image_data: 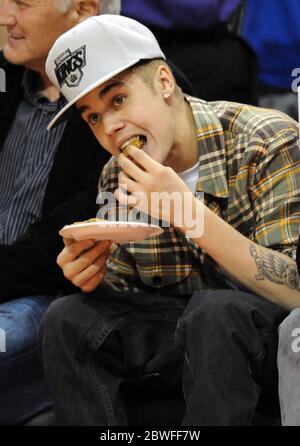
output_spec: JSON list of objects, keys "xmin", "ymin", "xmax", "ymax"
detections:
[{"xmin": 40, "ymin": 15, "xmax": 300, "ymax": 425}]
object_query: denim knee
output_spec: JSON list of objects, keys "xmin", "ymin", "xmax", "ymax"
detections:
[
  {"xmin": 178, "ymin": 289, "xmax": 263, "ymax": 331},
  {"xmin": 176, "ymin": 289, "xmax": 251, "ymax": 350},
  {"xmin": 40, "ymin": 292, "xmax": 85, "ymax": 331},
  {"xmin": 0, "ymin": 295, "xmax": 55, "ymax": 361},
  {"xmin": 39, "ymin": 294, "xmax": 80, "ymax": 351}
]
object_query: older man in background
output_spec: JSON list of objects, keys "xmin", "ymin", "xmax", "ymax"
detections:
[{"xmin": 0, "ymin": 0, "xmax": 120, "ymax": 426}]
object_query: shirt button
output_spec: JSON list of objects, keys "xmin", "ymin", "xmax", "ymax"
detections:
[{"xmin": 152, "ymin": 276, "xmax": 162, "ymax": 287}]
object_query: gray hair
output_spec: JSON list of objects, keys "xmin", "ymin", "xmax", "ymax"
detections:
[{"xmin": 56, "ymin": 0, "xmax": 121, "ymax": 15}]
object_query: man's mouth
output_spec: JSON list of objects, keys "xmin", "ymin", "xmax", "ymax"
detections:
[
  {"xmin": 8, "ymin": 33, "xmax": 25, "ymax": 40},
  {"xmin": 120, "ymin": 135, "xmax": 147, "ymax": 153}
]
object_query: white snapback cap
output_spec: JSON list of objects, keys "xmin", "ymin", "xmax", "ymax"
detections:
[{"xmin": 46, "ymin": 14, "xmax": 165, "ymax": 130}]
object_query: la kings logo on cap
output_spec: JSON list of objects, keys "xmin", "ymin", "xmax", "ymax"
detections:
[{"xmin": 54, "ymin": 45, "xmax": 86, "ymax": 88}]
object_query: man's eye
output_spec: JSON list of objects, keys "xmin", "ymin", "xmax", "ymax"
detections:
[
  {"xmin": 88, "ymin": 113, "xmax": 101, "ymax": 125},
  {"xmin": 114, "ymin": 96, "xmax": 125, "ymax": 106},
  {"xmin": 14, "ymin": 0, "xmax": 27, "ymax": 6}
]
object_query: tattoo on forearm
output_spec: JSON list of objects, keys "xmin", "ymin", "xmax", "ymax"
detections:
[{"xmin": 250, "ymin": 244, "xmax": 300, "ymax": 290}]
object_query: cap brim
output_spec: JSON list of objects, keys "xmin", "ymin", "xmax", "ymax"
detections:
[{"xmin": 47, "ymin": 59, "xmax": 140, "ymax": 131}]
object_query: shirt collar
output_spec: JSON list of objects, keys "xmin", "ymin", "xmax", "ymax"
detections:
[
  {"xmin": 185, "ymin": 95, "xmax": 229, "ymax": 199},
  {"xmin": 22, "ymin": 69, "xmax": 65, "ymax": 112}
]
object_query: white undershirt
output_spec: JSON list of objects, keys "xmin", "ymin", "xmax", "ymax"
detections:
[
  {"xmin": 178, "ymin": 162, "xmax": 246, "ymax": 291},
  {"xmin": 177, "ymin": 161, "xmax": 200, "ymax": 192}
]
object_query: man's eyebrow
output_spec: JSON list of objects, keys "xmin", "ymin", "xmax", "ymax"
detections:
[
  {"xmin": 77, "ymin": 80, "xmax": 124, "ymax": 115},
  {"xmin": 77, "ymin": 105, "xmax": 90, "ymax": 116},
  {"xmin": 99, "ymin": 80, "xmax": 124, "ymax": 97}
]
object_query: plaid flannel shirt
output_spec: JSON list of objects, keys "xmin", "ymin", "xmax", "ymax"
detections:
[{"xmin": 98, "ymin": 96, "xmax": 300, "ymax": 296}]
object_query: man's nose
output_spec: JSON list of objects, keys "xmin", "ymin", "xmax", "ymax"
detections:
[
  {"xmin": 0, "ymin": 1, "xmax": 17, "ymax": 27},
  {"xmin": 103, "ymin": 114, "xmax": 125, "ymax": 136}
]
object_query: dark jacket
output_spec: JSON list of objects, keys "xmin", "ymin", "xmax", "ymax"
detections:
[{"xmin": 0, "ymin": 53, "xmax": 110, "ymax": 301}]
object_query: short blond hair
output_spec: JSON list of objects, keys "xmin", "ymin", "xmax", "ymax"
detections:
[{"xmin": 131, "ymin": 59, "xmax": 180, "ymax": 96}]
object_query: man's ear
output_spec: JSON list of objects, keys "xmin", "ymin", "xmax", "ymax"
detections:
[
  {"xmin": 76, "ymin": 0, "xmax": 99, "ymax": 22},
  {"xmin": 156, "ymin": 64, "xmax": 175, "ymax": 99}
]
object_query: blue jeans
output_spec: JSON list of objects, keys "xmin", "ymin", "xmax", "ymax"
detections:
[
  {"xmin": 41, "ymin": 287, "xmax": 287, "ymax": 426},
  {"xmin": 0, "ymin": 295, "xmax": 56, "ymax": 425},
  {"xmin": 278, "ymin": 309, "xmax": 300, "ymax": 426}
]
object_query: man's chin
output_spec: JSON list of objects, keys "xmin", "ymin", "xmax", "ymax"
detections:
[{"xmin": 3, "ymin": 46, "xmax": 28, "ymax": 66}]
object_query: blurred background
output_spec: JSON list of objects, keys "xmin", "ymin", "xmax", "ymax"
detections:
[
  {"xmin": 0, "ymin": 1, "xmax": 298, "ymax": 119},
  {"xmin": 0, "ymin": 26, "xmax": 6, "ymax": 48}
]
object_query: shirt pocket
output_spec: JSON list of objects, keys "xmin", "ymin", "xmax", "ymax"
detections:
[{"xmin": 128, "ymin": 229, "xmax": 196, "ymax": 289}]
